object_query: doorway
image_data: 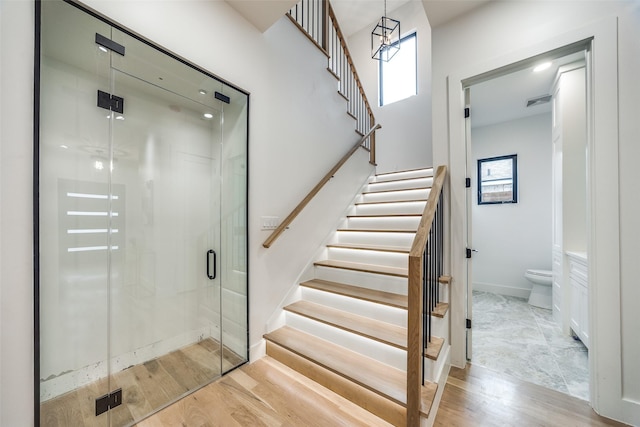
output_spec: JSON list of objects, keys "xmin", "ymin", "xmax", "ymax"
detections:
[
  {"xmin": 464, "ymin": 50, "xmax": 590, "ymax": 400},
  {"xmin": 36, "ymin": 1, "xmax": 248, "ymax": 424}
]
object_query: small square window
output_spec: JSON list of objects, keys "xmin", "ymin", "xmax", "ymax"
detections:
[
  {"xmin": 379, "ymin": 32, "xmax": 417, "ymax": 106},
  {"xmin": 477, "ymin": 154, "xmax": 518, "ymax": 204}
]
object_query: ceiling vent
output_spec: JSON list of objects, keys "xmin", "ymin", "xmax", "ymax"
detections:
[{"xmin": 526, "ymin": 95, "xmax": 552, "ymax": 108}]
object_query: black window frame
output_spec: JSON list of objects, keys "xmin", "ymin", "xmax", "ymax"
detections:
[
  {"xmin": 477, "ymin": 154, "xmax": 518, "ymax": 205},
  {"xmin": 379, "ymin": 32, "xmax": 417, "ymax": 107}
]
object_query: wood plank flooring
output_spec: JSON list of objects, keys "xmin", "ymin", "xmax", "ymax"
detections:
[
  {"xmin": 434, "ymin": 364, "xmax": 629, "ymax": 426},
  {"xmin": 140, "ymin": 359, "xmax": 627, "ymax": 427},
  {"xmin": 40, "ymin": 338, "xmax": 245, "ymax": 427},
  {"xmin": 43, "ymin": 351, "xmax": 628, "ymax": 426},
  {"xmin": 137, "ymin": 356, "xmax": 392, "ymax": 427}
]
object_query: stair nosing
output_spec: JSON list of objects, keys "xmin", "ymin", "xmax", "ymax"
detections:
[
  {"xmin": 284, "ymin": 300, "xmax": 407, "ymax": 350},
  {"xmin": 301, "ymin": 279, "xmax": 408, "ymax": 309},
  {"xmin": 314, "ymin": 259, "xmax": 408, "ymax": 278},
  {"xmin": 368, "ymin": 175, "xmax": 434, "ymax": 186},
  {"xmin": 355, "ymin": 199, "xmax": 428, "ymax": 206},
  {"xmin": 362, "ymin": 186, "xmax": 431, "ymax": 195},
  {"xmin": 347, "ymin": 214, "xmax": 422, "ymax": 218},
  {"xmin": 264, "ymin": 326, "xmax": 408, "ymax": 406},
  {"xmin": 375, "ymin": 167, "xmax": 434, "ymax": 177},
  {"xmin": 326, "ymin": 243, "xmax": 410, "ymax": 254},
  {"xmin": 336, "ymin": 228, "xmax": 416, "ymax": 233}
]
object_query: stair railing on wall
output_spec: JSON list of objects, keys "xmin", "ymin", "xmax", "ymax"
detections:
[
  {"xmin": 406, "ymin": 165, "xmax": 447, "ymax": 426},
  {"xmin": 286, "ymin": 0, "xmax": 377, "ymax": 164}
]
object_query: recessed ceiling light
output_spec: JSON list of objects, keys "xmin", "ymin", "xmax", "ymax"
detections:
[
  {"xmin": 198, "ymin": 89, "xmax": 207, "ymax": 95},
  {"xmin": 60, "ymin": 145, "xmax": 69, "ymax": 149},
  {"xmin": 203, "ymin": 113, "xmax": 213, "ymax": 119},
  {"xmin": 98, "ymin": 46, "xmax": 108, "ymax": 53},
  {"xmin": 533, "ymin": 62, "xmax": 552, "ymax": 72},
  {"xmin": 115, "ymin": 115, "xmax": 125, "ymax": 120}
]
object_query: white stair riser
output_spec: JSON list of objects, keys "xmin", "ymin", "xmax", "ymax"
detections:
[
  {"xmin": 424, "ymin": 344, "xmax": 449, "ymax": 384},
  {"xmin": 314, "ymin": 266, "xmax": 408, "ymax": 295},
  {"xmin": 366, "ymin": 177, "xmax": 434, "ymax": 193},
  {"xmin": 431, "ymin": 314, "xmax": 448, "ymax": 339},
  {"xmin": 347, "ymin": 216, "xmax": 420, "ymax": 230},
  {"xmin": 336, "ymin": 230, "xmax": 415, "ymax": 247},
  {"xmin": 300, "ymin": 287, "xmax": 407, "ymax": 327},
  {"xmin": 362, "ymin": 188, "xmax": 430, "ymax": 203},
  {"xmin": 355, "ymin": 201, "xmax": 427, "ymax": 216},
  {"xmin": 439, "ymin": 283, "xmax": 449, "ymax": 302},
  {"xmin": 371, "ymin": 168, "xmax": 434, "ymax": 183},
  {"xmin": 285, "ymin": 312, "xmax": 407, "ymax": 370},
  {"xmin": 327, "ymin": 247, "xmax": 408, "ymax": 269}
]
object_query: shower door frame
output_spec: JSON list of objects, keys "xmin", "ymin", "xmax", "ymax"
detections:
[{"xmin": 33, "ymin": 1, "xmax": 250, "ymax": 424}]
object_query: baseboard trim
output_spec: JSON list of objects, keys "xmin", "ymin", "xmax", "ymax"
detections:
[{"xmin": 473, "ymin": 282, "xmax": 532, "ymax": 299}]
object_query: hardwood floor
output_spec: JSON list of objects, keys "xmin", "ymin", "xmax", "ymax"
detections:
[
  {"xmin": 43, "ymin": 351, "xmax": 627, "ymax": 426},
  {"xmin": 40, "ymin": 338, "xmax": 245, "ymax": 427},
  {"xmin": 136, "ymin": 356, "xmax": 392, "ymax": 427},
  {"xmin": 140, "ymin": 359, "xmax": 627, "ymax": 427},
  {"xmin": 434, "ymin": 364, "xmax": 628, "ymax": 427}
]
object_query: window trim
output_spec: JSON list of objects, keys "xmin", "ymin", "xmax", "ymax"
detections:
[
  {"xmin": 477, "ymin": 154, "xmax": 518, "ymax": 205},
  {"xmin": 379, "ymin": 32, "xmax": 417, "ymax": 107}
]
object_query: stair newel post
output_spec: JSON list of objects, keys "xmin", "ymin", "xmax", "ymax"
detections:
[
  {"xmin": 370, "ymin": 115, "xmax": 377, "ymax": 165},
  {"xmin": 407, "ymin": 252, "xmax": 423, "ymax": 426}
]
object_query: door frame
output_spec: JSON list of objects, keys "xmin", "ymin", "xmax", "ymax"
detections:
[{"xmin": 447, "ymin": 16, "xmax": 621, "ymax": 419}]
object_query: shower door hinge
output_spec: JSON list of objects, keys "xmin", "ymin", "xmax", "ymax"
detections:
[
  {"xmin": 95, "ymin": 33, "xmax": 125, "ymax": 56},
  {"xmin": 95, "ymin": 388, "xmax": 123, "ymax": 416},
  {"xmin": 466, "ymin": 318, "xmax": 472, "ymax": 329},
  {"xmin": 465, "ymin": 177, "xmax": 471, "ymax": 188},
  {"xmin": 215, "ymin": 91, "xmax": 231, "ymax": 104},
  {"xmin": 464, "ymin": 107, "xmax": 470, "ymax": 118},
  {"xmin": 97, "ymin": 90, "xmax": 124, "ymax": 114}
]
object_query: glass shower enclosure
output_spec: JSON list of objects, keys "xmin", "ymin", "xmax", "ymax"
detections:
[{"xmin": 37, "ymin": 1, "xmax": 248, "ymax": 424}]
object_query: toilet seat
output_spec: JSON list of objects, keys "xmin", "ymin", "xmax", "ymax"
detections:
[{"xmin": 526, "ymin": 269, "xmax": 552, "ymax": 278}]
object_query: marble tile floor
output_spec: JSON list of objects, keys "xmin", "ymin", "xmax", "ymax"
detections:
[{"xmin": 472, "ymin": 290, "xmax": 589, "ymax": 400}]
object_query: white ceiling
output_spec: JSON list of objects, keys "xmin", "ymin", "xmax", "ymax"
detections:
[
  {"xmin": 470, "ymin": 52, "xmax": 585, "ymax": 128},
  {"xmin": 331, "ymin": 0, "xmax": 491, "ymax": 37}
]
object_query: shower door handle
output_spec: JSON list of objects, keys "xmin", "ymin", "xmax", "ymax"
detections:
[{"xmin": 207, "ymin": 249, "xmax": 216, "ymax": 280}]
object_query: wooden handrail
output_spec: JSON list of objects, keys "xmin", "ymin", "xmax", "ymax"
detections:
[
  {"xmin": 406, "ymin": 165, "xmax": 447, "ymax": 426},
  {"xmin": 262, "ymin": 124, "xmax": 381, "ymax": 249}
]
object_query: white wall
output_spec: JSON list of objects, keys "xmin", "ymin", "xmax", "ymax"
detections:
[
  {"xmin": 0, "ymin": 0, "xmax": 373, "ymax": 424},
  {"xmin": 472, "ymin": 114, "xmax": 552, "ymax": 298},
  {"xmin": 432, "ymin": 1, "xmax": 640, "ymax": 423},
  {"xmin": 348, "ymin": 0, "xmax": 432, "ymax": 173},
  {"xmin": 617, "ymin": 3, "xmax": 640, "ymax": 414}
]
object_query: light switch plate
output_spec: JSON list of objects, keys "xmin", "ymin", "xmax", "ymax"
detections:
[{"xmin": 261, "ymin": 216, "xmax": 279, "ymax": 230}]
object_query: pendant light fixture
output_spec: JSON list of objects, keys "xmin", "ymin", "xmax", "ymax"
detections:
[{"xmin": 371, "ymin": 0, "xmax": 400, "ymax": 61}]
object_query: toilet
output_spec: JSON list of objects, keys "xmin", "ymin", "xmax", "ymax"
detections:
[{"xmin": 525, "ymin": 269, "xmax": 553, "ymax": 309}]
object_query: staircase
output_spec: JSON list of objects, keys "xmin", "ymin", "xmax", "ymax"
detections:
[{"xmin": 264, "ymin": 167, "xmax": 450, "ymax": 426}]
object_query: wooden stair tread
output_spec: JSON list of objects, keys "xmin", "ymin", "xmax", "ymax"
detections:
[
  {"xmin": 432, "ymin": 302, "xmax": 449, "ymax": 318},
  {"xmin": 264, "ymin": 326, "xmax": 408, "ymax": 405},
  {"xmin": 336, "ymin": 228, "xmax": 416, "ymax": 233},
  {"xmin": 347, "ymin": 214, "xmax": 421, "ymax": 218},
  {"xmin": 284, "ymin": 301, "xmax": 407, "ymax": 349},
  {"xmin": 439, "ymin": 275, "xmax": 452, "ymax": 284},
  {"xmin": 355, "ymin": 199, "xmax": 428, "ymax": 206},
  {"xmin": 326, "ymin": 242, "xmax": 410, "ymax": 254},
  {"xmin": 301, "ymin": 279, "xmax": 408, "ymax": 309},
  {"xmin": 375, "ymin": 167, "xmax": 434, "ymax": 178},
  {"xmin": 421, "ymin": 383, "xmax": 438, "ymax": 417},
  {"xmin": 362, "ymin": 186, "xmax": 431, "ymax": 195},
  {"xmin": 368, "ymin": 175, "xmax": 433, "ymax": 186},
  {"xmin": 425, "ymin": 336, "xmax": 445, "ymax": 361},
  {"xmin": 314, "ymin": 259, "xmax": 408, "ymax": 277}
]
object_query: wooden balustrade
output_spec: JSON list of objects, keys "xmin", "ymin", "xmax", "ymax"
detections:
[{"xmin": 406, "ymin": 165, "xmax": 447, "ymax": 426}]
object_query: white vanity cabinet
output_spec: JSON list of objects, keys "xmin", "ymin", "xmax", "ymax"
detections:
[{"xmin": 567, "ymin": 251, "xmax": 588, "ymax": 348}]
